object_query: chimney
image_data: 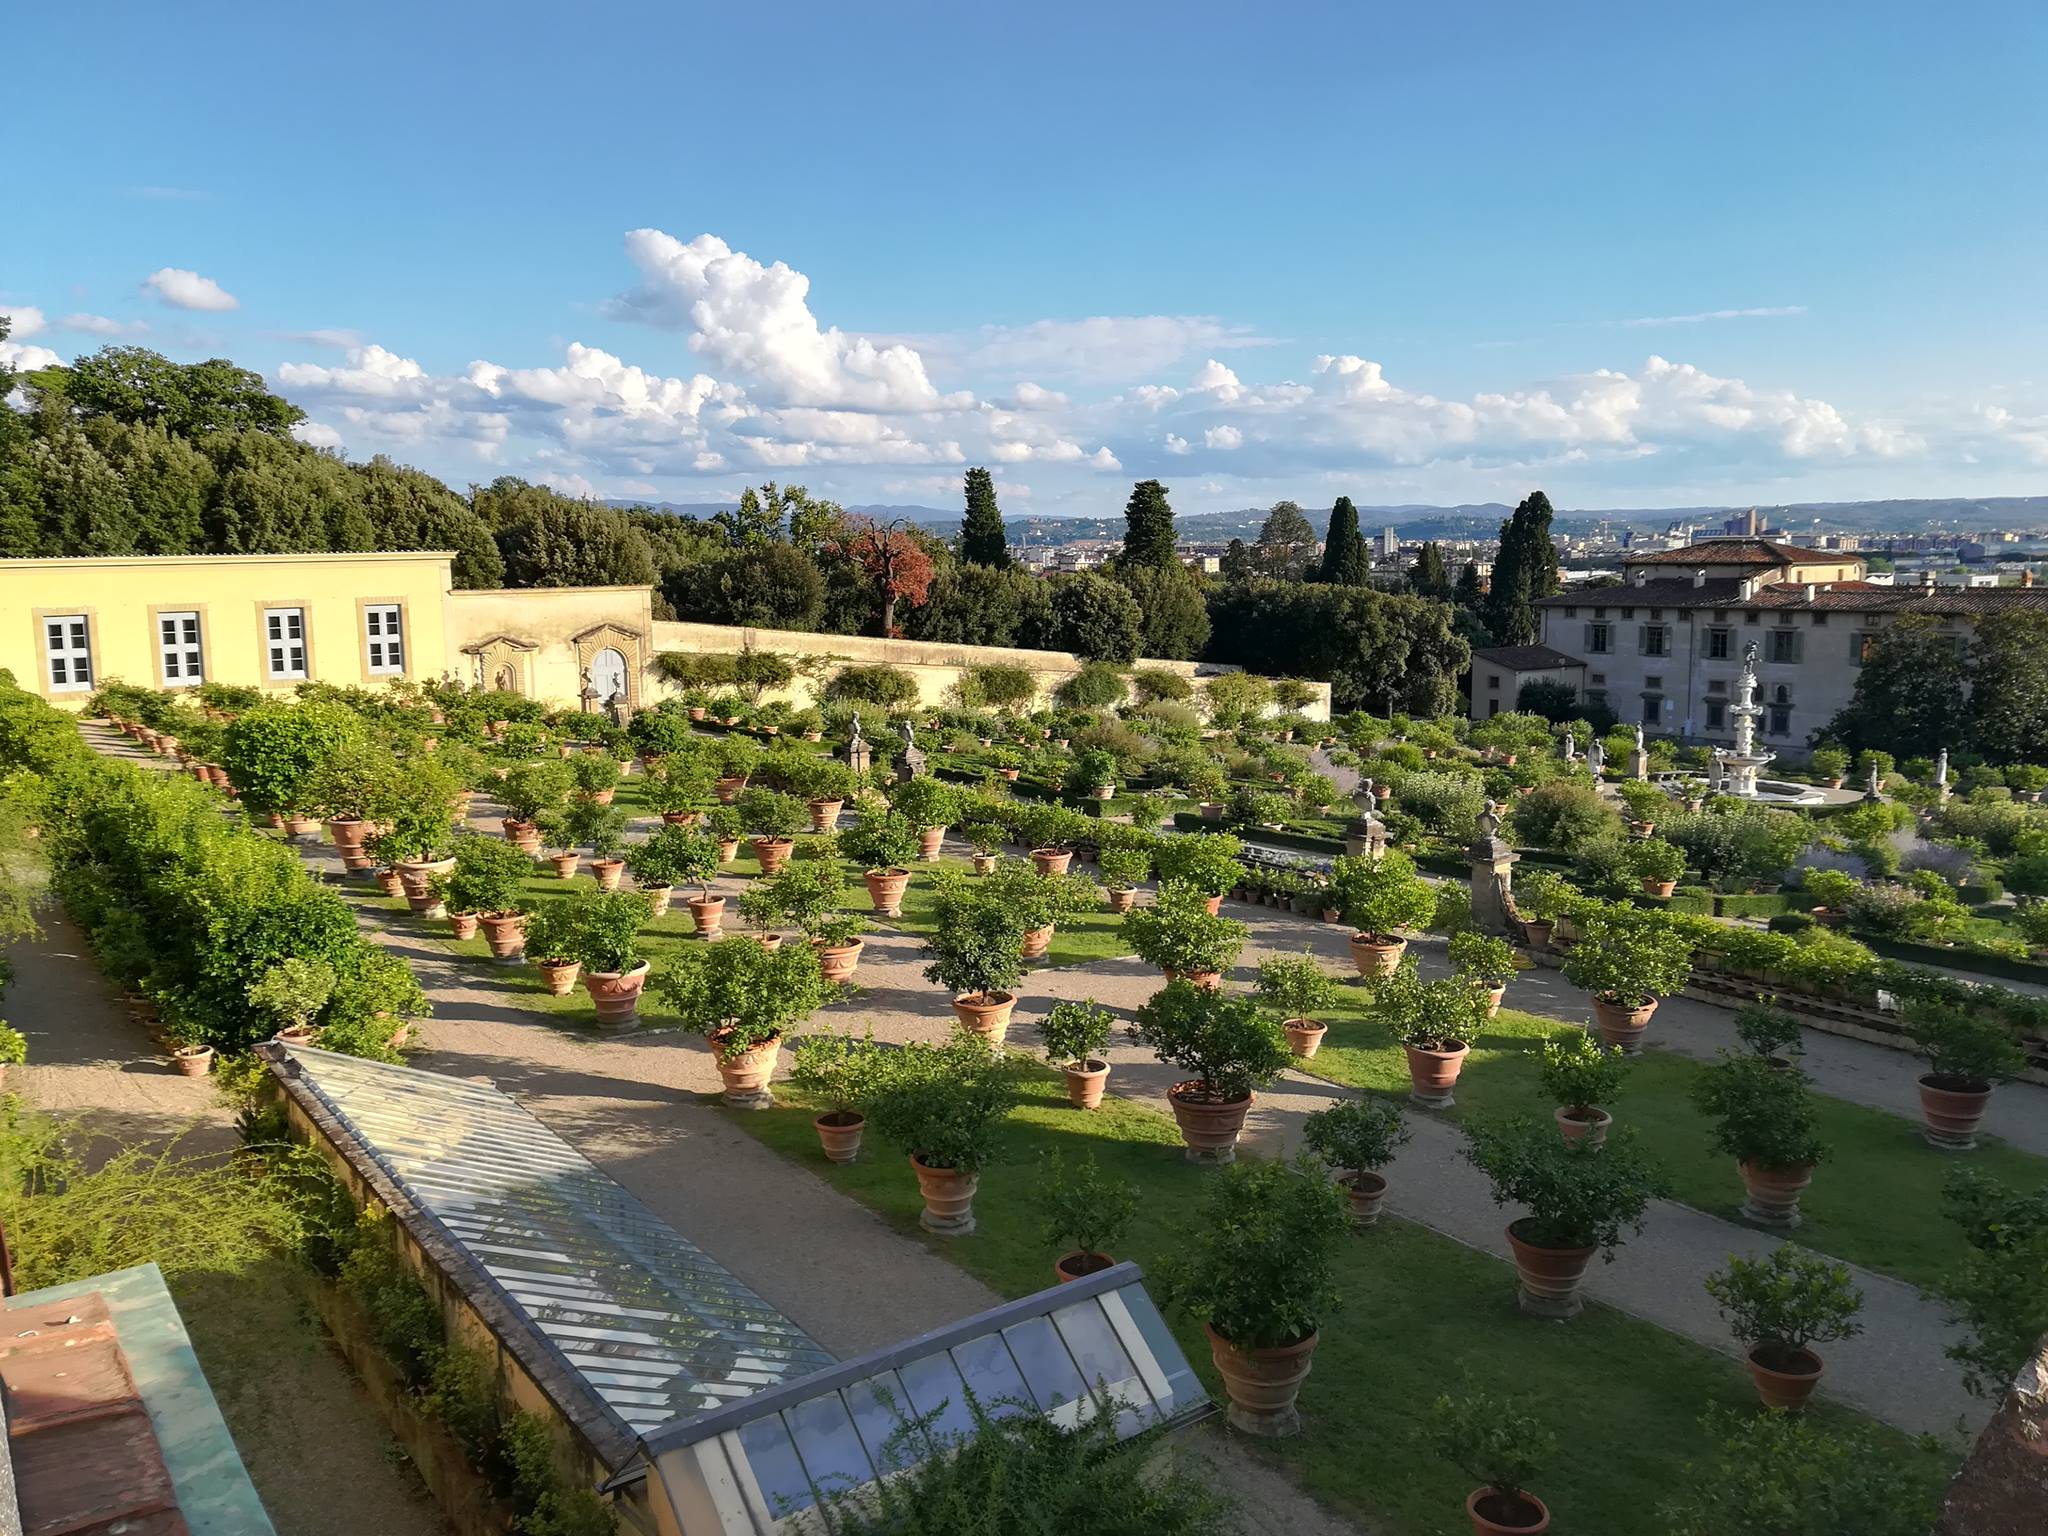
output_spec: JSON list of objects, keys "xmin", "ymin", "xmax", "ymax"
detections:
[
  {"xmin": 2025, "ymin": 570, "xmax": 2036, "ymax": 589},
  {"xmin": 1693, "ymin": 568, "xmax": 1707, "ymax": 589},
  {"xmin": 1920, "ymin": 570, "xmax": 1937, "ymax": 589},
  {"xmin": 1805, "ymin": 583, "xmax": 1817, "ymax": 602},
  {"xmin": 1633, "ymin": 568, "xmax": 1649, "ymax": 588}
]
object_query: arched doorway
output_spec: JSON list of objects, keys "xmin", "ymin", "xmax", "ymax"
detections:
[{"xmin": 590, "ymin": 647, "xmax": 629, "ymax": 712}]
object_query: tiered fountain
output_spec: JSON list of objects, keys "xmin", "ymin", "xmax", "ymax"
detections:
[{"xmin": 1719, "ymin": 641, "xmax": 1774, "ymax": 799}]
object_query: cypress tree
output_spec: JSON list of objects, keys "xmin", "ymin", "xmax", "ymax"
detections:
[
  {"xmin": 1120, "ymin": 479, "xmax": 1178, "ymax": 569},
  {"xmin": 958, "ymin": 466, "xmax": 1009, "ymax": 567},
  {"xmin": 1485, "ymin": 491, "xmax": 1562, "ymax": 645},
  {"xmin": 1318, "ymin": 497, "xmax": 1368, "ymax": 585},
  {"xmin": 1410, "ymin": 541, "xmax": 1449, "ymax": 597},
  {"xmin": 1454, "ymin": 560, "xmax": 1483, "ymax": 606}
]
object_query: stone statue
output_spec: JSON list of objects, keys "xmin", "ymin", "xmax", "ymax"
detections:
[
  {"xmin": 1588, "ymin": 737, "xmax": 1605, "ymax": 774},
  {"xmin": 1634, "ymin": 722, "xmax": 1646, "ymax": 752},
  {"xmin": 604, "ymin": 689, "xmax": 625, "ymax": 728},
  {"xmin": 1357, "ymin": 782, "xmax": 1378, "ymax": 818},
  {"xmin": 1475, "ymin": 800, "xmax": 1502, "ymax": 839},
  {"xmin": 1562, "ymin": 727, "xmax": 1576, "ymax": 761},
  {"xmin": 897, "ymin": 718, "xmax": 927, "ymax": 779},
  {"xmin": 1935, "ymin": 748, "xmax": 1950, "ymax": 789},
  {"xmin": 1467, "ymin": 799, "xmax": 1517, "ymax": 936}
]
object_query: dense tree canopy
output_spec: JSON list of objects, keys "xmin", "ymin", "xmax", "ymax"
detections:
[
  {"xmin": 1121, "ymin": 561, "xmax": 1212, "ymax": 661},
  {"xmin": 1967, "ymin": 611, "xmax": 2048, "ymax": 765},
  {"xmin": 29, "ymin": 346, "xmax": 304, "ymax": 438},
  {"xmin": 1409, "ymin": 541, "xmax": 1449, "ymax": 597},
  {"xmin": 1317, "ymin": 497, "xmax": 1368, "ymax": 585},
  {"xmin": 1049, "ymin": 571, "xmax": 1144, "ymax": 661},
  {"xmin": 1485, "ymin": 491, "xmax": 1562, "ymax": 645},
  {"xmin": 492, "ymin": 486, "xmax": 658, "ymax": 588},
  {"xmin": 958, "ymin": 466, "xmax": 1009, "ymax": 567},
  {"xmin": 1208, "ymin": 580, "xmax": 1470, "ymax": 714},
  {"xmin": 1252, "ymin": 500, "xmax": 1319, "ymax": 579},
  {"xmin": 1823, "ymin": 615, "xmax": 1970, "ymax": 761},
  {"xmin": 1120, "ymin": 479, "xmax": 1179, "ymax": 569}
]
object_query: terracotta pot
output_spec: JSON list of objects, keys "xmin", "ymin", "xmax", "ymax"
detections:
[
  {"xmin": 814, "ymin": 1110, "xmax": 865, "ymax": 1163},
  {"xmin": 1021, "ymin": 924, "xmax": 1054, "ymax": 960},
  {"xmin": 1199, "ymin": 801, "xmax": 1224, "ymax": 820},
  {"xmin": 1639, "ymin": 878, "xmax": 1677, "ymax": 899},
  {"xmin": 717, "ymin": 838, "xmax": 740, "ymax": 864},
  {"xmin": 1466, "ymin": 1487, "xmax": 1552, "ymax": 1534},
  {"xmin": 1917, "ymin": 1074, "xmax": 1993, "ymax": 1151},
  {"xmin": 864, "ymin": 867, "xmax": 911, "ymax": 916},
  {"xmin": 1745, "ymin": 1344, "xmax": 1823, "ymax": 1412},
  {"xmin": 1484, "ymin": 982, "xmax": 1507, "ymax": 1019},
  {"xmin": 1054, "ymin": 1250, "xmax": 1116, "ymax": 1284},
  {"xmin": 172, "ymin": 1045, "xmax": 215, "ymax": 1077},
  {"xmin": 910, "ymin": 1155, "xmax": 978, "ymax": 1235},
  {"xmin": 1062, "ymin": 1057, "xmax": 1110, "ymax": 1110},
  {"xmin": 1345, "ymin": 1170, "xmax": 1387, "ymax": 1227},
  {"xmin": 399, "ymin": 856, "xmax": 456, "ymax": 917},
  {"xmin": 917, "ymin": 825, "xmax": 948, "ymax": 861},
  {"xmin": 1555, "ymin": 1105, "xmax": 1613, "ymax": 1147},
  {"xmin": 750, "ymin": 931, "xmax": 785, "ymax": 951},
  {"xmin": 642, "ymin": 884, "xmax": 674, "ymax": 918},
  {"xmin": 802, "ymin": 730, "xmax": 821, "ymax": 742},
  {"xmin": 590, "ymin": 858, "xmax": 625, "ymax": 892},
  {"xmin": 1739, "ymin": 1160, "xmax": 1814, "ymax": 1228},
  {"xmin": 971, "ymin": 853, "xmax": 998, "ymax": 876},
  {"xmin": 374, "ymin": 867, "xmax": 406, "ymax": 898},
  {"xmin": 327, "ymin": 818, "xmax": 376, "ymax": 871},
  {"xmin": 449, "ymin": 911, "xmax": 481, "ymax": 940},
  {"xmin": 1092, "ymin": 784, "xmax": 1115, "ymax": 800},
  {"xmin": 1521, "ymin": 918, "xmax": 1554, "ymax": 948},
  {"xmin": 581, "ymin": 961, "xmax": 650, "ymax": 1030},
  {"xmin": 815, "ymin": 938, "xmax": 864, "ymax": 982},
  {"xmin": 1167, "ymin": 1082, "xmax": 1252, "ymax": 1163},
  {"xmin": 715, "ymin": 775, "xmax": 748, "ymax": 803},
  {"xmin": 711, "ymin": 1030, "xmax": 781, "ymax": 1108},
  {"xmin": 1348, "ymin": 932, "xmax": 1407, "ymax": 977},
  {"xmin": 1505, "ymin": 1219, "xmax": 1597, "ymax": 1318},
  {"xmin": 583, "ymin": 787, "xmax": 616, "ymax": 806},
  {"xmin": 688, "ymin": 895, "xmax": 727, "ymax": 936},
  {"xmin": 272, "ymin": 1025, "xmax": 318, "ymax": 1047},
  {"xmin": 1031, "ymin": 848, "xmax": 1073, "ymax": 876},
  {"xmin": 548, "ymin": 852, "xmax": 580, "ymax": 879},
  {"xmin": 660, "ymin": 809, "xmax": 701, "ymax": 827},
  {"xmin": 1204, "ymin": 1325, "xmax": 1318, "ymax": 1438},
  {"xmin": 502, "ymin": 818, "xmax": 543, "ymax": 854},
  {"xmin": 1591, "ymin": 994, "xmax": 1658, "ymax": 1053},
  {"xmin": 752, "ymin": 836, "xmax": 794, "ymax": 874},
  {"xmin": 284, "ymin": 814, "xmax": 321, "ymax": 840},
  {"xmin": 1284, "ymin": 1019, "xmax": 1328, "ymax": 1058},
  {"xmin": 997, "ymin": 768, "xmax": 1020, "ymax": 782},
  {"xmin": 951, "ymin": 991, "xmax": 1017, "ymax": 1043},
  {"xmin": 479, "ymin": 911, "xmax": 527, "ymax": 962},
  {"xmin": 1404, "ymin": 1040, "xmax": 1469, "ymax": 1107},
  {"xmin": 808, "ymin": 798, "xmax": 844, "ymax": 833},
  {"xmin": 1108, "ymin": 887, "xmax": 1137, "ymax": 914},
  {"xmin": 687, "ymin": 706, "xmax": 706, "ymax": 721}
]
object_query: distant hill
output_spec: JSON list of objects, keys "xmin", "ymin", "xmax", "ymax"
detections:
[{"xmin": 614, "ymin": 495, "xmax": 2048, "ymax": 546}]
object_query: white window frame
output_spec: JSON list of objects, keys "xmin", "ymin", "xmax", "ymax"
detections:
[
  {"xmin": 265, "ymin": 607, "xmax": 308, "ymax": 681},
  {"xmin": 364, "ymin": 603, "xmax": 405, "ymax": 675},
  {"xmin": 159, "ymin": 610, "xmax": 204, "ymax": 686},
  {"xmin": 44, "ymin": 614, "xmax": 93, "ymax": 693}
]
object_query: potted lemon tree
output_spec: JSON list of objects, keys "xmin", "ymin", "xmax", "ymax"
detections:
[
  {"xmin": 1035, "ymin": 1150, "xmax": 1138, "ymax": 1282},
  {"xmin": 1130, "ymin": 980, "xmax": 1291, "ymax": 1162},
  {"xmin": 1255, "ymin": 951, "xmax": 1337, "ymax": 1058},
  {"xmin": 864, "ymin": 1032, "xmax": 1019, "ymax": 1236},
  {"xmin": 1040, "ymin": 999, "xmax": 1114, "ymax": 1109},
  {"xmin": 1704, "ymin": 1244, "xmax": 1863, "ymax": 1412},
  {"xmin": 1371, "ymin": 959, "xmax": 1492, "ymax": 1108},
  {"xmin": 1330, "ymin": 849, "xmax": 1436, "ymax": 977},
  {"xmin": 658, "ymin": 936, "xmax": 833, "ymax": 1107},
  {"xmin": 1561, "ymin": 904, "xmax": 1694, "ymax": 1051},
  {"xmin": 1303, "ymin": 1098, "xmax": 1409, "ymax": 1226}
]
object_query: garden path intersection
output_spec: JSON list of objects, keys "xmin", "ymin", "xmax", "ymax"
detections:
[{"xmin": 75, "ymin": 722, "xmax": 2043, "ymax": 1461}]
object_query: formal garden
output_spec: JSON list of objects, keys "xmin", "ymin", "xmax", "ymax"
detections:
[{"xmin": 9, "ymin": 658, "xmax": 2048, "ymax": 1536}]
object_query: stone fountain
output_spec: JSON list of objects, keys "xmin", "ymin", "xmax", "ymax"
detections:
[{"xmin": 1720, "ymin": 642, "xmax": 1774, "ymax": 799}]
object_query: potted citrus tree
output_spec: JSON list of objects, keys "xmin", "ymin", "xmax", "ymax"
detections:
[
  {"xmin": 1157, "ymin": 1157, "xmax": 1348, "ymax": 1437},
  {"xmin": 305, "ymin": 741, "xmax": 405, "ymax": 872},
  {"xmin": 736, "ymin": 787, "xmax": 805, "ymax": 874},
  {"xmin": 1255, "ymin": 951, "xmax": 1337, "ymax": 1058},
  {"xmin": 1428, "ymin": 1389, "xmax": 1558, "ymax": 1535},
  {"xmin": 1540, "ymin": 1031, "xmax": 1629, "ymax": 1145},
  {"xmin": 1449, "ymin": 930, "xmax": 1518, "ymax": 1017},
  {"xmin": 1330, "ymin": 849, "xmax": 1436, "ymax": 976},
  {"xmin": 498, "ymin": 759, "xmax": 572, "ymax": 854},
  {"xmin": 1040, "ymin": 999, "xmax": 1114, "ymax": 1109},
  {"xmin": 1153, "ymin": 832, "xmax": 1245, "ymax": 915},
  {"xmin": 1098, "ymin": 844, "xmax": 1151, "ymax": 914},
  {"xmin": 841, "ymin": 798, "xmax": 920, "ymax": 915},
  {"xmin": 1130, "ymin": 980, "xmax": 1292, "ymax": 1162},
  {"xmin": 1070, "ymin": 747, "xmax": 1120, "ymax": 802},
  {"xmin": 1464, "ymin": 1117, "xmax": 1665, "ymax": 1317},
  {"xmin": 441, "ymin": 834, "xmax": 536, "ymax": 960},
  {"xmin": 981, "ymin": 859, "xmax": 1100, "ymax": 959},
  {"xmin": 787, "ymin": 1028, "xmax": 886, "ymax": 1163},
  {"xmin": 520, "ymin": 901, "xmax": 582, "ymax": 995},
  {"xmin": 647, "ymin": 754, "xmax": 712, "ymax": 824},
  {"xmin": 1560, "ymin": 905, "xmax": 1694, "ymax": 1051},
  {"xmin": 863, "ymin": 1031, "xmax": 1019, "ymax": 1235},
  {"xmin": 1704, "ymin": 1244, "xmax": 1864, "ymax": 1412},
  {"xmin": 1371, "ymin": 959, "xmax": 1492, "ymax": 1108},
  {"xmin": 658, "ymin": 935, "xmax": 832, "ymax": 1105},
  {"xmin": 891, "ymin": 775, "xmax": 960, "ymax": 861},
  {"xmin": 1629, "ymin": 838, "xmax": 1687, "ymax": 899},
  {"xmin": 743, "ymin": 860, "xmax": 868, "ymax": 980},
  {"xmin": 1688, "ymin": 1054, "xmax": 1827, "ymax": 1228},
  {"xmin": 1035, "ymin": 1149, "xmax": 1138, "ymax": 1282},
  {"xmin": 1302, "ymin": 1098, "xmax": 1409, "ymax": 1227},
  {"xmin": 1124, "ymin": 882, "xmax": 1247, "ymax": 988},
  {"xmin": 571, "ymin": 750, "xmax": 622, "ymax": 805},
  {"xmin": 571, "ymin": 801, "xmax": 629, "ymax": 890},
  {"xmin": 1734, "ymin": 998, "xmax": 1805, "ymax": 1068},
  {"xmin": 247, "ymin": 957, "xmax": 336, "ymax": 1046},
  {"xmin": 923, "ymin": 875, "xmax": 1030, "ymax": 1041},
  {"xmin": 1905, "ymin": 1001, "xmax": 2028, "ymax": 1150},
  {"xmin": 559, "ymin": 890, "xmax": 654, "ymax": 1030}
]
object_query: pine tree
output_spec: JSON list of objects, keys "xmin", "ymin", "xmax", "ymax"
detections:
[
  {"xmin": 1410, "ymin": 541, "xmax": 1449, "ymax": 597},
  {"xmin": 1253, "ymin": 500, "xmax": 1318, "ymax": 578},
  {"xmin": 1317, "ymin": 497, "xmax": 1368, "ymax": 585},
  {"xmin": 1120, "ymin": 479, "xmax": 1178, "ymax": 569},
  {"xmin": 958, "ymin": 467, "xmax": 1009, "ymax": 568},
  {"xmin": 1485, "ymin": 491, "xmax": 1562, "ymax": 645},
  {"xmin": 1454, "ymin": 560, "xmax": 1483, "ymax": 606}
]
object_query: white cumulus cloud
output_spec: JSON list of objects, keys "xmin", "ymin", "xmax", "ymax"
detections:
[
  {"xmin": 60, "ymin": 313, "xmax": 150, "ymax": 337},
  {"xmin": 143, "ymin": 267, "xmax": 239, "ymax": 311}
]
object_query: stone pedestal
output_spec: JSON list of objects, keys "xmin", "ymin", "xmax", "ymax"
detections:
[
  {"xmin": 1629, "ymin": 750, "xmax": 1650, "ymax": 782},
  {"xmin": 1467, "ymin": 803, "xmax": 1517, "ymax": 937},
  {"xmin": 897, "ymin": 745, "xmax": 927, "ymax": 781},
  {"xmin": 846, "ymin": 739, "xmax": 872, "ymax": 780},
  {"xmin": 1344, "ymin": 816, "xmax": 1387, "ymax": 860}
]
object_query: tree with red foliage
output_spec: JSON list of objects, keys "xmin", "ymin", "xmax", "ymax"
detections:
[{"xmin": 840, "ymin": 518, "xmax": 934, "ymax": 636}]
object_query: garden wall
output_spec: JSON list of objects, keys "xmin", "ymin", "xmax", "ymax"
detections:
[{"xmin": 647, "ymin": 620, "xmax": 1333, "ymax": 720}]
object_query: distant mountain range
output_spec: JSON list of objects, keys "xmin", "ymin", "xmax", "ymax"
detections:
[{"xmin": 617, "ymin": 496, "xmax": 2048, "ymax": 545}]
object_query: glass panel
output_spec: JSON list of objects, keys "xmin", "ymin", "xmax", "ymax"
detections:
[
  {"xmin": 1113, "ymin": 1288, "xmax": 1205, "ymax": 1419},
  {"xmin": 843, "ymin": 1370, "xmax": 924, "ymax": 1473},
  {"xmin": 1051, "ymin": 1298, "xmax": 1146, "ymax": 1410},
  {"xmin": 948, "ymin": 1331, "xmax": 1031, "ymax": 1420},
  {"xmin": 1002, "ymin": 1314, "xmax": 1087, "ymax": 1413},
  {"xmin": 785, "ymin": 1389, "xmax": 874, "ymax": 1502},
  {"xmin": 737, "ymin": 1413, "xmax": 816, "ymax": 1519},
  {"xmin": 895, "ymin": 1350, "xmax": 975, "ymax": 1444}
]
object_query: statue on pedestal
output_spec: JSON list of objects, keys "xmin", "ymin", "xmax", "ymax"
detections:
[
  {"xmin": 845, "ymin": 713, "xmax": 872, "ymax": 779},
  {"xmin": 1467, "ymin": 800, "xmax": 1518, "ymax": 937},
  {"xmin": 1935, "ymin": 748, "xmax": 1951, "ymax": 802},
  {"xmin": 897, "ymin": 718, "xmax": 927, "ymax": 779},
  {"xmin": 1587, "ymin": 737, "xmax": 1605, "ymax": 775}
]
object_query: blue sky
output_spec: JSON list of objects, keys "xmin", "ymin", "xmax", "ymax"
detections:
[{"xmin": 6, "ymin": 2, "xmax": 2046, "ymax": 516}]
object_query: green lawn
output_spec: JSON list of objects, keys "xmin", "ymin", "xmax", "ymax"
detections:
[
  {"xmin": 1303, "ymin": 992, "xmax": 2048, "ymax": 1291},
  {"xmin": 728, "ymin": 1071, "xmax": 1954, "ymax": 1536},
  {"xmin": 852, "ymin": 854, "xmax": 1140, "ymax": 969}
]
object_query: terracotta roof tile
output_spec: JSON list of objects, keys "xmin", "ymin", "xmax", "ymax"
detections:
[
  {"xmin": 1625, "ymin": 537, "xmax": 1835, "ymax": 565},
  {"xmin": 1470, "ymin": 644, "xmax": 1586, "ymax": 670}
]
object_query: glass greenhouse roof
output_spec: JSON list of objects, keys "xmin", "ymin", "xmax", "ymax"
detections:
[
  {"xmin": 641, "ymin": 1262, "xmax": 1208, "ymax": 1534},
  {"xmin": 284, "ymin": 1046, "xmax": 835, "ymax": 1442}
]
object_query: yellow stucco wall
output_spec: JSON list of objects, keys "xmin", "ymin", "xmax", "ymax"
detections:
[
  {"xmin": 443, "ymin": 586, "xmax": 655, "ymax": 712},
  {"xmin": 0, "ymin": 551, "xmax": 456, "ymax": 706}
]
